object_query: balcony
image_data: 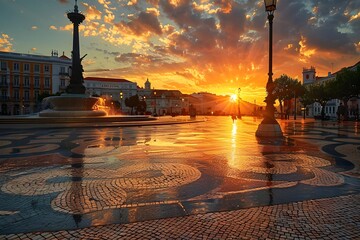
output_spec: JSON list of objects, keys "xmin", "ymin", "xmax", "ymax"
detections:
[{"xmin": 59, "ymin": 72, "xmax": 69, "ymax": 76}]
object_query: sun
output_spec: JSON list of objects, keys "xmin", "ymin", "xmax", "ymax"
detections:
[{"xmin": 230, "ymin": 94, "xmax": 237, "ymax": 102}]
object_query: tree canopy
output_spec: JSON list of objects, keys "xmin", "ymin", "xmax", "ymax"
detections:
[{"xmin": 273, "ymin": 74, "xmax": 304, "ymax": 119}]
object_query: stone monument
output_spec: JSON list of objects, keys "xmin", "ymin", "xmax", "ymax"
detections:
[{"xmin": 39, "ymin": 0, "xmax": 106, "ymax": 117}]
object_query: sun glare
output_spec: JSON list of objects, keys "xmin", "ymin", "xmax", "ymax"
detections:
[{"xmin": 230, "ymin": 94, "xmax": 237, "ymax": 102}]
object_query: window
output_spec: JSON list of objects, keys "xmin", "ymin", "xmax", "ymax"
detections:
[
  {"xmin": 34, "ymin": 76, "xmax": 40, "ymax": 88},
  {"xmin": 1, "ymin": 90, "xmax": 7, "ymax": 100},
  {"xmin": 1, "ymin": 61, "xmax": 7, "ymax": 70},
  {"xmin": 24, "ymin": 76, "xmax": 30, "ymax": 87},
  {"xmin": 1, "ymin": 75, "xmax": 7, "ymax": 85},
  {"xmin": 24, "ymin": 90, "xmax": 30, "ymax": 101},
  {"xmin": 60, "ymin": 66, "xmax": 66, "ymax": 74},
  {"xmin": 60, "ymin": 79, "xmax": 65, "ymax": 87},
  {"xmin": 24, "ymin": 63, "xmax": 30, "ymax": 72},
  {"xmin": 13, "ymin": 75, "xmax": 20, "ymax": 86},
  {"xmin": 34, "ymin": 90, "xmax": 39, "ymax": 101},
  {"xmin": 34, "ymin": 64, "xmax": 40, "ymax": 72},
  {"xmin": 13, "ymin": 62, "xmax": 20, "ymax": 71},
  {"xmin": 44, "ymin": 65, "xmax": 50, "ymax": 72},
  {"xmin": 45, "ymin": 77, "xmax": 50, "ymax": 88},
  {"xmin": 14, "ymin": 89, "xmax": 19, "ymax": 100}
]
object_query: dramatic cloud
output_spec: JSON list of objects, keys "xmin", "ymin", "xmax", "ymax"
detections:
[
  {"xmin": 82, "ymin": 3, "xmax": 102, "ymax": 21},
  {"xmin": 0, "ymin": 33, "xmax": 13, "ymax": 52},
  {"xmin": 115, "ymin": 10, "xmax": 163, "ymax": 36},
  {"xmin": 14, "ymin": 0, "xmax": 359, "ymax": 103},
  {"xmin": 81, "ymin": 0, "xmax": 359, "ymax": 101}
]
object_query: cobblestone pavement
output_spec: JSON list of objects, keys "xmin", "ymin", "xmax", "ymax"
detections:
[
  {"xmin": 0, "ymin": 116, "xmax": 359, "ymax": 239},
  {"xmin": 3, "ymin": 194, "xmax": 360, "ymax": 240}
]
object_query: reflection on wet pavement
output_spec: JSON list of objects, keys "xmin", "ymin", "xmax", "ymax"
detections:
[{"xmin": 0, "ymin": 116, "xmax": 359, "ymax": 234}]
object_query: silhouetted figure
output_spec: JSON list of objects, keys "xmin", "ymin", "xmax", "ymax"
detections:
[{"xmin": 231, "ymin": 114, "xmax": 237, "ymax": 123}]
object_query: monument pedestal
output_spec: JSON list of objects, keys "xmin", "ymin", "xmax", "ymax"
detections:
[{"xmin": 255, "ymin": 122, "xmax": 283, "ymax": 137}]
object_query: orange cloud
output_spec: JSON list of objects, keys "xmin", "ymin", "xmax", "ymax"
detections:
[
  {"xmin": 0, "ymin": 33, "xmax": 13, "ymax": 52},
  {"xmin": 299, "ymin": 36, "xmax": 316, "ymax": 62},
  {"xmin": 82, "ymin": 3, "xmax": 102, "ymax": 21},
  {"xmin": 75, "ymin": 0, "xmax": 359, "ymax": 105}
]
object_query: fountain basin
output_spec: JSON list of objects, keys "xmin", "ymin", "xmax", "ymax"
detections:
[{"xmin": 39, "ymin": 94, "xmax": 107, "ymax": 117}]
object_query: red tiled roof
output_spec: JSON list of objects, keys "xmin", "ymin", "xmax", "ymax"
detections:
[{"xmin": 84, "ymin": 77, "xmax": 132, "ymax": 83}]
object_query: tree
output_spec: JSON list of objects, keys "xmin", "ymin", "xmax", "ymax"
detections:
[
  {"xmin": 125, "ymin": 94, "xmax": 140, "ymax": 114},
  {"xmin": 137, "ymin": 99, "xmax": 147, "ymax": 114},
  {"xmin": 299, "ymin": 87, "xmax": 314, "ymax": 119},
  {"xmin": 331, "ymin": 67, "xmax": 360, "ymax": 119},
  {"xmin": 273, "ymin": 75, "xmax": 292, "ymax": 119},
  {"xmin": 273, "ymin": 75, "xmax": 304, "ymax": 119}
]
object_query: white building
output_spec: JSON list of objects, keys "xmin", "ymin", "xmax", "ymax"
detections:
[
  {"xmin": 84, "ymin": 77, "xmax": 137, "ymax": 113},
  {"xmin": 302, "ymin": 61, "xmax": 360, "ymax": 119},
  {"xmin": 138, "ymin": 79, "xmax": 187, "ymax": 115}
]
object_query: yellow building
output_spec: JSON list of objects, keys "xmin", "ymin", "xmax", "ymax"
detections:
[{"xmin": 0, "ymin": 51, "xmax": 71, "ymax": 115}]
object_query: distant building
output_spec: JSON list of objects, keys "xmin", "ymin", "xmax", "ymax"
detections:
[
  {"xmin": 302, "ymin": 61, "xmax": 360, "ymax": 119},
  {"xmin": 84, "ymin": 77, "xmax": 137, "ymax": 114},
  {"xmin": 302, "ymin": 66, "xmax": 317, "ymax": 85},
  {"xmin": 0, "ymin": 50, "xmax": 71, "ymax": 115}
]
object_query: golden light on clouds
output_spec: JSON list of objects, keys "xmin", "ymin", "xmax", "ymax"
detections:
[
  {"xmin": 0, "ymin": 33, "xmax": 13, "ymax": 52},
  {"xmin": 82, "ymin": 3, "xmax": 102, "ymax": 21},
  {"xmin": 356, "ymin": 42, "xmax": 360, "ymax": 53},
  {"xmin": 284, "ymin": 44, "xmax": 293, "ymax": 50},
  {"xmin": 349, "ymin": 12, "xmax": 360, "ymax": 21},
  {"xmin": 2, "ymin": 0, "xmax": 358, "ymax": 107},
  {"xmin": 299, "ymin": 36, "xmax": 316, "ymax": 62},
  {"xmin": 127, "ymin": 0, "xmax": 137, "ymax": 6}
]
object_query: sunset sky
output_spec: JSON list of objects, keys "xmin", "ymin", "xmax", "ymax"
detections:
[{"xmin": 0, "ymin": 0, "xmax": 359, "ymax": 104}]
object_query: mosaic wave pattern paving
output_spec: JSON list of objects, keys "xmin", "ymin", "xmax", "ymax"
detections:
[{"xmin": 0, "ymin": 117, "xmax": 359, "ymax": 236}]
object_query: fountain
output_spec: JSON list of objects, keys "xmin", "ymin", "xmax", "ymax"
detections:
[
  {"xmin": 39, "ymin": 0, "xmax": 106, "ymax": 118},
  {"xmin": 0, "ymin": 1, "xmax": 206, "ymax": 129}
]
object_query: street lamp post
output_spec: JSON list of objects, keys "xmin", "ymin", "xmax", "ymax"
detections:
[
  {"xmin": 238, "ymin": 88, "xmax": 242, "ymax": 119},
  {"xmin": 294, "ymin": 91, "xmax": 297, "ymax": 120},
  {"xmin": 255, "ymin": 0, "xmax": 283, "ymax": 137},
  {"xmin": 153, "ymin": 91, "xmax": 157, "ymax": 116},
  {"xmin": 119, "ymin": 91, "xmax": 123, "ymax": 112}
]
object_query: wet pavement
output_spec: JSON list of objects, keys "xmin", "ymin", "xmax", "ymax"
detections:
[{"xmin": 0, "ymin": 116, "xmax": 359, "ymax": 239}]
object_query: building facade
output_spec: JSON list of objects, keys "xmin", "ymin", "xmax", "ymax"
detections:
[
  {"xmin": 84, "ymin": 77, "xmax": 138, "ymax": 114},
  {"xmin": 302, "ymin": 61, "xmax": 360, "ymax": 119},
  {"xmin": 0, "ymin": 51, "xmax": 71, "ymax": 115}
]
